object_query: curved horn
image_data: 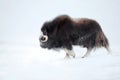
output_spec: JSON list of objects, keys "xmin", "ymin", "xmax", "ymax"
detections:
[{"xmin": 40, "ymin": 35, "xmax": 48, "ymax": 42}]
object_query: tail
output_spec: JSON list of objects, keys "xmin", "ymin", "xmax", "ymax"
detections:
[{"xmin": 95, "ymin": 31, "xmax": 111, "ymax": 52}]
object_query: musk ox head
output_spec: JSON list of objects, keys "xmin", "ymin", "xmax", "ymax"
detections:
[
  {"xmin": 39, "ymin": 21, "xmax": 58, "ymax": 49},
  {"xmin": 39, "ymin": 15, "xmax": 73, "ymax": 49}
]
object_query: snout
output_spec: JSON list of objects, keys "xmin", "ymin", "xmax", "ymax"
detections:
[{"xmin": 39, "ymin": 35, "xmax": 48, "ymax": 43}]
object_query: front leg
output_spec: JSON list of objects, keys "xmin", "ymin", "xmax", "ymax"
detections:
[{"xmin": 64, "ymin": 48, "xmax": 76, "ymax": 58}]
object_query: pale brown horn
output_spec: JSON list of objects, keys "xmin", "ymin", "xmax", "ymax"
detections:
[{"xmin": 40, "ymin": 35, "xmax": 48, "ymax": 42}]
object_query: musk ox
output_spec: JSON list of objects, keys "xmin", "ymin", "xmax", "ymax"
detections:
[{"xmin": 39, "ymin": 15, "xmax": 110, "ymax": 58}]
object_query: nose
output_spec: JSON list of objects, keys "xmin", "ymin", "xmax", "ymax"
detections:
[{"xmin": 39, "ymin": 35, "xmax": 48, "ymax": 42}]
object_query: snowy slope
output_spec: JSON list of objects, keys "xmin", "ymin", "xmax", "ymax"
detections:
[{"xmin": 0, "ymin": 43, "xmax": 120, "ymax": 80}]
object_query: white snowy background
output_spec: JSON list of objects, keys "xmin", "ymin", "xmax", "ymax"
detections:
[{"xmin": 0, "ymin": 0, "xmax": 120, "ymax": 80}]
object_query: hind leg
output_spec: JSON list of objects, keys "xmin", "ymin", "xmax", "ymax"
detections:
[
  {"xmin": 105, "ymin": 47, "xmax": 111, "ymax": 54},
  {"xmin": 82, "ymin": 48, "xmax": 92, "ymax": 58}
]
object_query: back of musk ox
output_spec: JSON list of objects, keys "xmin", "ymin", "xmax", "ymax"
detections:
[{"xmin": 39, "ymin": 15, "xmax": 110, "ymax": 58}]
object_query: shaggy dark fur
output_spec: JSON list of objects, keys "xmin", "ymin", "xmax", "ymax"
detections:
[{"xmin": 39, "ymin": 15, "xmax": 110, "ymax": 58}]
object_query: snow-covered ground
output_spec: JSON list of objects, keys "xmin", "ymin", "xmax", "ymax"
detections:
[
  {"xmin": 0, "ymin": 42, "xmax": 120, "ymax": 80},
  {"xmin": 1, "ymin": 0, "xmax": 120, "ymax": 80}
]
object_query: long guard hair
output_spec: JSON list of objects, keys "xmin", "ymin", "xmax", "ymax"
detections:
[{"xmin": 40, "ymin": 15, "xmax": 110, "ymax": 58}]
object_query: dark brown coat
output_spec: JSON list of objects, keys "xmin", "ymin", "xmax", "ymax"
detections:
[{"xmin": 40, "ymin": 15, "xmax": 110, "ymax": 58}]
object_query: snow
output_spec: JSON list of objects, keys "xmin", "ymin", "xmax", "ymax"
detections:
[
  {"xmin": 0, "ymin": 0, "xmax": 120, "ymax": 80},
  {"xmin": 0, "ymin": 43, "xmax": 120, "ymax": 80}
]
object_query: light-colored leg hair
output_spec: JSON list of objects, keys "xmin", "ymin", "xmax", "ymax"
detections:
[
  {"xmin": 82, "ymin": 48, "xmax": 92, "ymax": 58},
  {"xmin": 106, "ymin": 47, "xmax": 112, "ymax": 54},
  {"xmin": 64, "ymin": 48, "xmax": 76, "ymax": 58}
]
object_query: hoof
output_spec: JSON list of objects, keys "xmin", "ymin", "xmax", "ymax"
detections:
[{"xmin": 73, "ymin": 55, "xmax": 75, "ymax": 58}]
